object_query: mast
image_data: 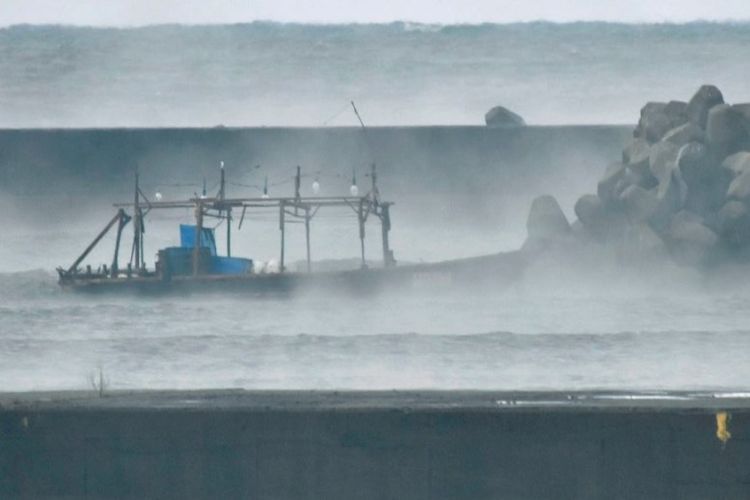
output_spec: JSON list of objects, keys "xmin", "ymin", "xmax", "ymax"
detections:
[
  {"xmin": 294, "ymin": 165, "xmax": 301, "ymax": 215},
  {"xmin": 193, "ymin": 200, "xmax": 204, "ymax": 276},
  {"xmin": 358, "ymin": 198, "xmax": 366, "ymax": 268},
  {"xmin": 381, "ymin": 203, "xmax": 393, "ymax": 267},
  {"xmin": 279, "ymin": 201, "xmax": 286, "ymax": 272},
  {"xmin": 220, "ymin": 161, "xmax": 231, "ymax": 257},
  {"xmin": 111, "ymin": 209, "xmax": 128, "ymax": 277},
  {"xmin": 370, "ymin": 162, "xmax": 379, "ymax": 204},
  {"xmin": 133, "ymin": 169, "xmax": 141, "ymax": 270},
  {"xmin": 305, "ymin": 206, "xmax": 311, "ymax": 273}
]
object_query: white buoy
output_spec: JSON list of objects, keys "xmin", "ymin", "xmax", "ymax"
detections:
[
  {"xmin": 312, "ymin": 180, "xmax": 320, "ymax": 195},
  {"xmin": 265, "ymin": 259, "xmax": 280, "ymax": 274},
  {"xmin": 350, "ymin": 184, "xmax": 359, "ymax": 197},
  {"xmin": 155, "ymin": 192, "xmax": 163, "ymax": 201}
]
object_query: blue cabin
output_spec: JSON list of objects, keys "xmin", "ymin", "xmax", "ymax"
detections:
[
  {"xmin": 157, "ymin": 225, "xmax": 253, "ymax": 277},
  {"xmin": 180, "ymin": 224, "xmax": 218, "ymax": 256}
]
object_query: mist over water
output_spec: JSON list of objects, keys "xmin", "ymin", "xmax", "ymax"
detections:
[
  {"xmin": 2, "ymin": 265, "xmax": 750, "ymax": 392},
  {"xmin": 0, "ymin": 126, "xmax": 627, "ymax": 272},
  {"xmin": 1, "ymin": 22, "xmax": 749, "ymax": 393}
]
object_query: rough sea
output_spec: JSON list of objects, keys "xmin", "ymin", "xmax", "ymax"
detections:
[
  {"xmin": 1, "ymin": 22, "xmax": 750, "ymax": 392},
  {"xmin": 0, "ymin": 22, "xmax": 749, "ymax": 127}
]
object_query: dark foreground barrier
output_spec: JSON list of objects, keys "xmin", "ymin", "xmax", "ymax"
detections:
[{"xmin": 0, "ymin": 391, "xmax": 748, "ymax": 499}]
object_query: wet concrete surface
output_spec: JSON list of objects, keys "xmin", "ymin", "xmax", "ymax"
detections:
[{"xmin": 0, "ymin": 390, "xmax": 748, "ymax": 499}]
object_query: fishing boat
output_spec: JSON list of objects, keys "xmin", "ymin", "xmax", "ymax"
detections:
[{"xmin": 57, "ymin": 163, "xmax": 525, "ymax": 294}]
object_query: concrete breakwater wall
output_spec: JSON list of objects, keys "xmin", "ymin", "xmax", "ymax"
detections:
[
  {"xmin": 0, "ymin": 391, "xmax": 748, "ymax": 499},
  {"xmin": 0, "ymin": 125, "xmax": 629, "ymax": 212}
]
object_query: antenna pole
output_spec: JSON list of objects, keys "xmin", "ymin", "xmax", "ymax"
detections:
[{"xmin": 351, "ymin": 101, "xmax": 366, "ymax": 129}]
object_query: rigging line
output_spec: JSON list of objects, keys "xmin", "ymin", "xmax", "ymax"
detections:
[
  {"xmin": 228, "ymin": 181, "xmax": 263, "ymax": 190},
  {"xmin": 269, "ymin": 178, "xmax": 293, "ymax": 187},
  {"xmin": 224, "ymin": 163, "xmax": 261, "ymax": 174},
  {"xmin": 238, "ymin": 176, "xmax": 291, "ymax": 188},
  {"xmin": 142, "ymin": 182, "xmax": 200, "ymax": 188},
  {"xmin": 238, "ymin": 206, "xmax": 247, "ymax": 229},
  {"xmin": 351, "ymin": 101, "xmax": 366, "ymax": 129},
  {"xmin": 137, "ymin": 188, "xmax": 152, "ymax": 207},
  {"xmin": 322, "ymin": 102, "xmax": 354, "ymax": 126},
  {"xmin": 351, "ymin": 100, "xmax": 377, "ymax": 169}
]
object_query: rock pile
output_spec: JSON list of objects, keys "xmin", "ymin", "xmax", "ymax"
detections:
[{"xmin": 525, "ymin": 85, "xmax": 750, "ymax": 266}]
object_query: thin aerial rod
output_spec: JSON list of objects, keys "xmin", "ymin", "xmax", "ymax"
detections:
[
  {"xmin": 238, "ymin": 206, "xmax": 248, "ymax": 229},
  {"xmin": 351, "ymin": 101, "xmax": 366, "ymax": 129}
]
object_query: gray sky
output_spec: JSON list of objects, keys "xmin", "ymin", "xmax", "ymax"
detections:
[{"xmin": 1, "ymin": 0, "xmax": 749, "ymax": 26}]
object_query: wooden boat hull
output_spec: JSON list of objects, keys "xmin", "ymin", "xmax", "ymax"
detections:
[{"xmin": 59, "ymin": 251, "xmax": 527, "ymax": 295}]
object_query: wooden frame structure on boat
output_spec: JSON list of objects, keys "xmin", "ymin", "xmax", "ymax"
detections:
[{"xmin": 57, "ymin": 163, "xmax": 395, "ymax": 284}]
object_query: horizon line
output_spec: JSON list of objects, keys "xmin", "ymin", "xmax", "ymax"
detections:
[{"xmin": 2, "ymin": 18, "xmax": 750, "ymax": 29}]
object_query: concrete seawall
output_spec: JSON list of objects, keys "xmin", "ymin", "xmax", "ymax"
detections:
[
  {"xmin": 0, "ymin": 125, "xmax": 630, "ymax": 209},
  {"xmin": 0, "ymin": 125, "xmax": 630, "ymax": 189},
  {"xmin": 1, "ymin": 391, "xmax": 748, "ymax": 499}
]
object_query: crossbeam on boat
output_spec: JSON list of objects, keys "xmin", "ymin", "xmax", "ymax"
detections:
[
  {"xmin": 113, "ymin": 195, "xmax": 385, "ymax": 210},
  {"xmin": 62, "ymin": 163, "xmax": 397, "ymax": 288}
]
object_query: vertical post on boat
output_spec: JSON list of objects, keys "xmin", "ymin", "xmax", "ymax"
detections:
[
  {"xmin": 111, "ymin": 209, "xmax": 126, "ymax": 277},
  {"xmin": 220, "ymin": 161, "xmax": 231, "ymax": 257},
  {"xmin": 358, "ymin": 198, "xmax": 366, "ymax": 268},
  {"xmin": 381, "ymin": 203, "xmax": 393, "ymax": 267},
  {"xmin": 279, "ymin": 200, "xmax": 286, "ymax": 272},
  {"xmin": 139, "ymin": 216, "xmax": 145, "ymax": 271},
  {"xmin": 294, "ymin": 166, "xmax": 301, "ymax": 216},
  {"xmin": 133, "ymin": 170, "xmax": 141, "ymax": 270},
  {"xmin": 193, "ymin": 200, "xmax": 204, "ymax": 276},
  {"xmin": 226, "ymin": 209, "xmax": 231, "ymax": 257},
  {"xmin": 370, "ymin": 162, "xmax": 379, "ymax": 204},
  {"xmin": 305, "ymin": 205, "xmax": 311, "ymax": 273}
]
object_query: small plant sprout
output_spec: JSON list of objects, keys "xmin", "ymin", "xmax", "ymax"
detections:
[{"xmin": 89, "ymin": 365, "xmax": 109, "ymax": 397}]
